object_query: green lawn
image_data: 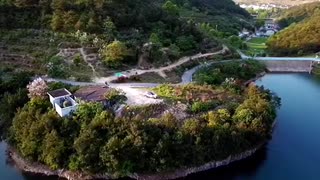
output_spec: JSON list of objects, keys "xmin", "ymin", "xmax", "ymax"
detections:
[
  {"xmin": 244, "ymin": 37, "xmax": 268, "ymax": 56},
  {"xmin": 247, "ymin": 37, "xmax": 268, "ymax": 44}
]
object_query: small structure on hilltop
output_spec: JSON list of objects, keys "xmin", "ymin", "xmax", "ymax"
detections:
[
  {"xmin": 47, "ymin": 88, "xmax": 78, "ymax": 117},
  {"xmin": 48, "ymin": 86, "xmax": 112, "ymax": 117},
  {"xmin": 74, "ymin": 86, "xmax": 110, "ymax": 106}
]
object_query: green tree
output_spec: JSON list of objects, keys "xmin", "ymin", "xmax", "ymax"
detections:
[
  {"xmin": 41, "ymin": 130, "xmax": 65, "ymax": 170},
  {"xmin": 149, "ymin": 33, "xmax": 162, "ymax": 46},
  {"xmin": 103, "ymin": 16, "xmax": 116, "ymax": 36},
  {"xmin": 47, "ymin": 56, "xmax": 68, "ymax": 78},
  {"xmin": 162, "ymin": 0, "xmax": 179, "ymax": 16},
  {"xmin": 0, "ymin": 89, "xmax": 28, "ymax": 137},
  {"xmin": 101, "ymin": 41, "xmax": 129, "ymax": 65},
  {"xmin": 176, "ymin": 35, "xmax": 196, "ymax": 51},
  {"xmin": 51, "ymin": 13, "xmax": 64, "ymax": 31}
]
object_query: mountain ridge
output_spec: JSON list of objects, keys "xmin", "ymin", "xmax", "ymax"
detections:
[{"xmin": 233, "ymin": 0, "xmax": 320, "ymax": 6}]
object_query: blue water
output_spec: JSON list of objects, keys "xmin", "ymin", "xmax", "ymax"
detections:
[{"xmin": 1, "ymin": 73, "xmax": 320, "ymax": 179}]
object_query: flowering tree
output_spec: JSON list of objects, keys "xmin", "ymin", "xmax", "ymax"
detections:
[{"xmin": 27, "ymin": 78, "xmax": 49, "ymax": 99}]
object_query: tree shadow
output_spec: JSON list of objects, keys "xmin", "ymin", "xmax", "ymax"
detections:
[{"xmin": 180, "ymin": 145, "xmax": 268, "ymax": 180}]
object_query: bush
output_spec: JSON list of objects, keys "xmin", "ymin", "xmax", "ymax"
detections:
[
  {"xmin": 47, "ymin": 56, "xmax": 68, "ymax": 78},
  {"xmin": 73, "ymin": 54, "xmax": 85, "ymax": 66},
  {"xmin": 104, "ymin": 89, "xmax": 127, "ymax": 105},
  {"xmin": 191, "ymin": 101, "xmax": 218, "ymax": 113},
  {"xmin": 195, "ymin": 60, "xmax": 265, "ymax": 85}
]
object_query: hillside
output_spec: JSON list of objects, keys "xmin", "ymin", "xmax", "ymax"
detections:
[
  {"xmin": 276, "ymin": 1, "xmax": 320, "ymax": 28},
  {"xmin": 233, "ymin": 0, "xmax": 320, "ymax": 6},
  {"xmin": 0, "ymin": 0, "xmax": 249, "ymax": 80},
  {"xmin": 178, "ymin": 0, "xmax": 252, "ymax": 35},
  {"xmin": 266, "ymin": 2, "xmax": 320, "ymax": 56}
]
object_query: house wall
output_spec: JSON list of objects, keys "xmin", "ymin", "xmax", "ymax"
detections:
[
  {"xmin": 51, "ymin": 96, "xmax": 78, "ymax": 117},
  {"xmin": 55, "ymin": 103, "xmax": 78, "ymax": 117}
]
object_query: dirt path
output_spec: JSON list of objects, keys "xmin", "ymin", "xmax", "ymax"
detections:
[
  {"xmin": 93, "ymin": 45, "xmax": 229, "ymax": 84},
  {"xmin": 79, "ymin": 48, "xmax": 98, "ymax": 77},
  {"xmin": 46, "ymin": 46, "xmax": 229, "ymax": 106}
]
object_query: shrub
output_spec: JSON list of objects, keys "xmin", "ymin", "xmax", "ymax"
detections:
[
  {"xmin": 104, "ymin": 89, "xmax": 127, "ymax": 105},
  {"xmin": 191, "ymin": 101, "xmax": 218, "ymax": 113},
  {"xmin": 47, "ymin": 56, "xmax": 68, "ymax": 78},
  {"xmin": 73, "ymin": 54, "xmax": 84, "ymax": 66}
]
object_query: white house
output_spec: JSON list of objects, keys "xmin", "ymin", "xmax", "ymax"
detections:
[{"xmin": 47, "ymin": 88, "xmax": 78, "ymax": 117}]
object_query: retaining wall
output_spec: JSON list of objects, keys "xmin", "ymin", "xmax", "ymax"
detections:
[{"xmin": 262, "ymin": 60, "xmax": 314, "ymax": 73}]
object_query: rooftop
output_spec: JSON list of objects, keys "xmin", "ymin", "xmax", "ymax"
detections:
[
  {"xmin": 47, "ymin": 88, "xmax": 72, "ymax": 98},
  {"xmin": 74, "ymin": 86, "xmax": 109, "ymax": 102}
]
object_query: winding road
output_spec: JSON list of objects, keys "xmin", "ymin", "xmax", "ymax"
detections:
[
  {"xmin": 45, "ymin": 47, "xmax": 320, "ymax": 105},
  {"xmin": 46, "ymin": 48, "xmax": 320, "ymax": 87},
  {"xmin": 44, "ymin": 46, "xmax": 230, "ymax": 105},
  {"xmin": 92, "ymin": 45, "xmax": 229, "ymax": 84}
]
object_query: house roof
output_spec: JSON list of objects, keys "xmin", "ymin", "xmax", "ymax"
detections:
[
  {"xmin": 47, "ymin": 88, "xmax": 71, "ymax": 98},
  {"xmin": 74, "ymin": 86, "xmax": 109, "ymax": 102}
]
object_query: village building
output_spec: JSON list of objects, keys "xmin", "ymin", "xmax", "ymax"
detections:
[
  {"xmin": 74, "ymin": 86, "xmax": 110, "ymax": 106},
  {"xmin": 47, "ymin": 88, "xmax": 78, "ymax": 117},
  {"xmin": 47, "ymin": 86, "xmax": 110, "ymax": 117}
]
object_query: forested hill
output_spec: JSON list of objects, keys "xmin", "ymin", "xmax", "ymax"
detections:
[
  {"xmin": 0, "ymin": 0, "xmax": 251, "ymax": 35},
  {"xmin": 178, "ymin": 0, "xmax": 252, "ymax": 35},
  {"xmin": 233, "ymin": 0, "xmax": 319, "ymax": 6},
  {"xmin": 276, "ymin": 2, "xmax": 320, "ymax": 28},
  {"xmin": 266, "ymin": 2, "xmax": 320, "ymax": 56}
]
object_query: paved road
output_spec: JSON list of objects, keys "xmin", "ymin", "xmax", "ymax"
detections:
[
  {"xmin": 238, "ymin": 50, "xmax": 320, "ymax": 61},
  {"xmin": 180, "ymin": 60, "xmax": 239, "ymax": 84},
  {"xmin": 45, "ymin": 59, "xmax": 239, "ymax": 88},
  {"xmin": 44, "ymin": 78, "xmax": 103, "ymax": 86}
]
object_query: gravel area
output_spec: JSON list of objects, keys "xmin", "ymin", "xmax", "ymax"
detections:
[{"xmin": 115, "ymin": 86, "xmax": 163, "ymax": 106}]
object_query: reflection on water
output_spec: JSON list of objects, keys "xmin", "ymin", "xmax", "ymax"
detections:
[{"xmin": 181, "ymin": 146, "xmax": 268, "ymax": 180}]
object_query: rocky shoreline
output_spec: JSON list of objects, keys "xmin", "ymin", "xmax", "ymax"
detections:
[
  {"xmin": 244, "ymin": 72, "xmax": 266, "ymax": 86},
  {"xmin": 8, "ymin": 143, "xmax": 265, "ymax": 180}
]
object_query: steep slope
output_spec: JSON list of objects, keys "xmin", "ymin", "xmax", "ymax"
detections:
[
  {"xmin": 0, "ymin": 0, "xmax": 251, "ymax": 59},
  {"xmin": 180, "ymin": 0, "xmax": 253, "ymax": 35},
  {"xmin": 0, "ymin": 0, "xmax": 250, "ymax": 35},
  {"xmin": 266, "ymin": 3, "xmax": 320, "ymax": 56},
  {"xmin": 0, "ymin": 0, "xmax": 250, "ymax": 80},
  {"xmin": 276, "ymin": 2, "xmax": 320, "ymax": 28},
  {"xmin": 233, "ymin": 0, "xmax": 320, "ymax": 6}
]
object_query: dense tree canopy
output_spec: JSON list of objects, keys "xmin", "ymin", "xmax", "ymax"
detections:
[
  {"xmin": 194, "ymin": 60, "xmax": 266, "ymax": 86},
  {"xmin": 0, "ymin": 0, "xmax": 251, "ymax": 35},
  {"xmin": 276, "ymin": 2, "xmax": 320, "ymax": 28},
  {"xmin": 0, "ymin": 0, "xmax": 252, "ymax": 71},
  {"xmin": 0, "ymin": 71, "xmax": 32, "ymax": 138},
  {"xmin": 267, "ymin": 11, "xmax": 320, "ymax": 56}
]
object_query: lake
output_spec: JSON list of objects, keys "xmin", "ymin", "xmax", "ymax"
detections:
[{"xmin": 1, "ymin": 73, "xmax": 320, "ymax": 180}]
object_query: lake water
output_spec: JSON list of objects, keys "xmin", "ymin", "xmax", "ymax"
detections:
[{"xmin": 1, "ymin": 73, "xmax": 320, "ymax": 180}]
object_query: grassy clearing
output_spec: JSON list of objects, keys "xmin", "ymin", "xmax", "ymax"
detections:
[
  {"xmin": 244, "ymin": 37, "xmax": 268, "ymax": 56},
  {"xmin": 247, "ymin": 37, "xmax": 268, "ymax": 44}
]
